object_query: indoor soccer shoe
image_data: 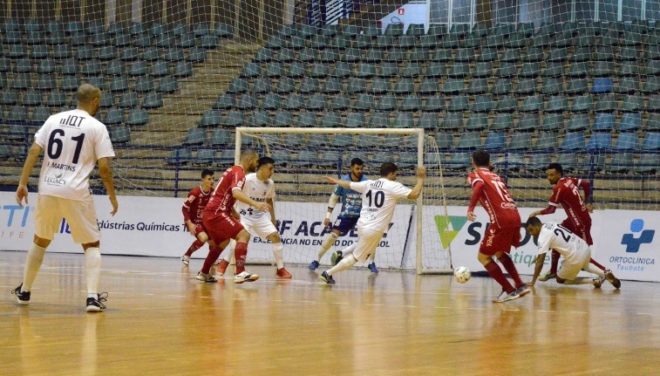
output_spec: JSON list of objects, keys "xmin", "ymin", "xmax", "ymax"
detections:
[
  {"xmin": 12, "ymin": 284, "xmax": 30, "ymax": 305},
  {"xmin": 320, "ymin": 271, "xmax": 335, "ymax": 285},
  {"xmin": 493, "ymin": 289, "xmax": 522, "ymax": 303},
  {"xmin": 181, "ymin": 255, "xmax": 190, "ymax": 266},
  {"xmin": 367, "ymin": 262, "xmax": 379, "ymax": 274},
  {"xmin": 276, "ymin": 267, "xmax": 293, "ymax": 279},
  {"xmin": 308, "ymin": 260, "xmax": 320, "ymax": 270},
  {"xmin": 605, "ymin": 269, "xmax": 621, "ymax": 289},
  {"xmin": 538, "ymin": 272, "xmax": 557, "ymax": 282},
  {"xmin": 86, "ymin": 292, "xmax": 108, "ymax": 313},
  {"xmin": 331, "ymin": 251, "xmax": 343, "ymax": 266},
  {"xmin": 516, "ymin": 284, "xmax": 531, "ymax": 297},
  {"xmin": 592, "ymin": 275, "xmax": 606, "ymax": 288},
  {"xmin": 234, "ymin": 271, "xmax": 259, "ymax": 284},
  {"xmin": 196, "ymin": 272, "xmax": 218, "ymax": 283}
]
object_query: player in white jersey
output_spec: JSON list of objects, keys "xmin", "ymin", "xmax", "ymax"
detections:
[
  {"xmin": 526, "ymin": 217, "xmax": 620, "ymax": 288},
  {"xmin": 320, "ymin": 162, "xmax": 425, "ymax": 284},
  {"xmin": 12, "ymin": 84, "xmax": 118, "ymax": 312},
  {"xmin": 215, "ymin": 157, "xmax": 292, "ymax": 279}
]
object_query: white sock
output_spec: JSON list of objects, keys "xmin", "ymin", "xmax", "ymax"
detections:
[
  {"xmin": 22, "ymin": 243, "xmax": 46, "ymax": 291},
  {"xmin": 272, "ymin": 242, "xmax": 284, "ymax": 269},
  {"xmin": 327, "ymin": 254, "xmax": 357, "ymax": 276},
  {"xmin": 317, "ymin": 233, "xmax": 338, "ymax": 261},
  {"xmin": 584, "ymin": 263, "xmax": 605, "ymax": 278},
  {"xmin": 367, "ymin": 252, "xmax": 376, "ymax": 263},
  {"xmin": 85, "ymin": 247, "xmax": 102, "ymax": 296}
]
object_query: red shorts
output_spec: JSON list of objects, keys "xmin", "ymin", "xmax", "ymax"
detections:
[
  {"xmin": 479, "ymin": 224, "xmax": 521, "ymax": 256},
  {"xmin": 192, "ymin": 223, "xmax": 205, "ymax": 237},
  {"xmin": 561, "ymin": 219, "xmax": 593, "ymax": 246},
  {"xmin": 202, "ymin": 213, "xmax": 244, "ymax": 245}
]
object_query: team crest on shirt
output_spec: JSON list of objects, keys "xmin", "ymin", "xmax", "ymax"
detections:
[{"xmin": 45, "ymin": 173, "xmax": 66, "ymax": 186}]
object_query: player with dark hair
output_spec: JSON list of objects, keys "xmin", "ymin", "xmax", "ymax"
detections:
[
  {"xmin": 528, "ymin": 162, "xmax": 608, "ymax": 284},
  {"xmin": 526, "ymin": 217, "xmax": 620, "ymax": 288},
  {"xmin": 320, "ymin": 162, "xmax": 425, "ymax": 284},
  {"xmin": 180, "ymin": 169, "xmax": 215, "ymax": 266},
  {"xmin": 309, "ymin": 158, "xmax": 379, "ymax": 273},
  {"xmin": 12, "ymin": 83, "xmax": 117, "ymax": 312},
  {"xmin": 215, "ymin": 156, "xmax": 292, "ymax": 279},
  {"xmin": 196, "ymin": 151, "xmax": 270, "ymax": 283},
  {"xmin": 467, "ymin": 150, "xmax": 529, "ymax": 303}
]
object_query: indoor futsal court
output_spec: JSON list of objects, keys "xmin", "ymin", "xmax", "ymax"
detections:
[{"xmin": 2, "ymin": 251, "xmax": 659, "ymax": 376}]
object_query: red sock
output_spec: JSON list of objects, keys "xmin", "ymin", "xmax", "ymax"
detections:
[
  {"xmin": 550, "ymin": 250, "xmax": 560, "ymax": 274},
  {"xmin": 234, "ymin": 242, "xmax": 248, "ymax": 274},
  {"xmin": 498, "ymin": 253, "xmax": 524, "ymax": 288},
  {"xmin": 485, "ymin": 261, "xmax": 515, "ymax": 293},
  {"xmin": 590, "ymin": 258, "xmax": 606, "ymax": 271},
  {"xmin": 201, "ymin": 246, "xmax": 221, "ymax": 274},
  {"xmin": 185, "ymin": 239, "xmax": 205, "ymax": 257}
]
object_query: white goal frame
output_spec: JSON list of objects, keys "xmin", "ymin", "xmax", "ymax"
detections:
[{"xmin": 235, "ymin": 127, "xmax": 452, "ymax": 274}]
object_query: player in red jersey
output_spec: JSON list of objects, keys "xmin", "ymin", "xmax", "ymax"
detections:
[
  {"xmin": 196, "ymin": 150, "xmax": 270, "ymax": 284},
  {"xmin": 467, "ymin": 151, "xmax": 530, "ymax": 303},
  {"xmin": 529, "ymin": 163, "xmax": 608, "ymax": 283},
  {"xmin": 180, "ymin": 169, "xmax": 215, "ymax": 266}
]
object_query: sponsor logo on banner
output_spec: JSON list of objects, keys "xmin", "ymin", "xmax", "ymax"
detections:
[
  {"xmin": 609, "ymin": 219, "xmax": 656, "ymax": 273},
  {"xmin": 434, "ymin": 215, "xmax": 467, "ymax": 249},
  {"xmin": 621, "ymin": 219, "xmax": 655, "ymax": 253}
]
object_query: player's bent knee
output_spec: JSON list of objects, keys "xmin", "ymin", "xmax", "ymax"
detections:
[
  {"xmin": 236, "ymin": 230, "xmax": 251, "ymax": 242},
  {"xmin": 197, "ymin": 232, "xmax": 208, "ymax": 243},
  {"xmin": 266, "ymin": 232, "xmax": 280, "ymax": 243}
]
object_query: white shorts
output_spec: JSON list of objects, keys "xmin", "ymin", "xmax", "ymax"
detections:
[
  {"xmin": 34, "ymin": 194, "xmax": 100, "ymax": 244},
  {"xmin": 351, "ymin": 228, "xmax": 384, "ymax": 263},
  {"xmin": 557, "ymin": 248, "xmax": 591, "ymax": 281},
  {"xmin": 242, "ymin": 216, "xmax": 278, "ymax": 240}
]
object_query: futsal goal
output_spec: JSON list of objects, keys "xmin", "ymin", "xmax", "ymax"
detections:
[{"xmin": 235, "ymin": 127, "xmax": 454, "ymax": 274}]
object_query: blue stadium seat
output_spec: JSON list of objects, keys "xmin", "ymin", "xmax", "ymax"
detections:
[
  {"xmin": 586, "ymin": 133, "xmax": 612, "ymax": 151},
  {"xmin": 560, "ymin": 132, "xmax": 585, "ymax": 151},
  {"xmin": 484, "ymin": 132, "xmax": 506, "ymax": 151},
  {"xmin": 167, "ymin": 148, "xmax": 192, "ymax": 165},
  {"xmin": 642, "ymin": 133, "xmax": 660, "ymax": 151},
  {"xmin": 614, "ymin": 132, "xmax": 639, "ymax": 151},
  {"xmin": 619, "ymin": 113, "xmax": 641, "ymax": 132},
  {"xmin": 593, "ymin": 112, "xmax": 614, "ymax": 132}
]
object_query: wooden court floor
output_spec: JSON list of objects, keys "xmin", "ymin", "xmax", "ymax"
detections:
[{"xmin": 1, "ymin": 250, "xmax": 659, "ymax": 376}]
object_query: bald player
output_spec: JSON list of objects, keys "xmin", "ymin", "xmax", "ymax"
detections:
[{"xmin": 12, "ymin": 84, "xmax": 118, "ymax": 312}]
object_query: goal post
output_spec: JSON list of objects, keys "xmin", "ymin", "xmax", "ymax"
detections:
[{"xmin": 235, "ymin": 127, "xmax": 453, "ymax": 274}]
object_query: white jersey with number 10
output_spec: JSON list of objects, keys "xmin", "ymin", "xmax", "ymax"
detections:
[
  {"xmin": 34, "ymin": 109, "xmax": 115, "ymax": 200},
  {"xmin": 349, "ymin": 178, "xmax": 412, "ymax": 233}
]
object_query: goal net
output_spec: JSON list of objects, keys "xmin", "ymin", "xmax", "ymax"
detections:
[{"xmin": 236, "ymin": 127, "xmax": 453, "ymax": 274}]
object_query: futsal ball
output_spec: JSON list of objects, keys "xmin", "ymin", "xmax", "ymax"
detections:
[{"xmin": 454, "ymin": 266, "xmax": 471, "ymax": 284}]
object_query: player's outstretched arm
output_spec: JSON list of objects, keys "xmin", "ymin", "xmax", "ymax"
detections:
[
  {"xmin": 233, "ymin": 188, "xmax": 270, "ymax": 212},
  {"xmin": 16, "ymin": 143, "xmax": 43, "ymax": 206},
  {"xmin": 530, "ymin": 254, "xmax": 545, "ymax": 286},
  {"xmin": 407, "ymin": 166, "xmax": 426, "ymax": 200},
  {"xmin": 98, "ymin": 157, "xmax": 118, "ymax": 215}
]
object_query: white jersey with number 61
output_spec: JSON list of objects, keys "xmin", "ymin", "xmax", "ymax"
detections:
[
  {"xmin": 34, "ymin": 109, "xmax": 115, "ymax": 200},
  {"xmin": 349, "ymin": 178, "xmax": 412, "ymax": 233}
]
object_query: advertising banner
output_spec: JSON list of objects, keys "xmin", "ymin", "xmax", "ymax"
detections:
[
  {"xmin": 1, "ymin": 191, "xmax": 657, "ymax": 281},
  {"xmin": 0, "ymin": 192, "xmax": 411, "ymax": 269}
]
